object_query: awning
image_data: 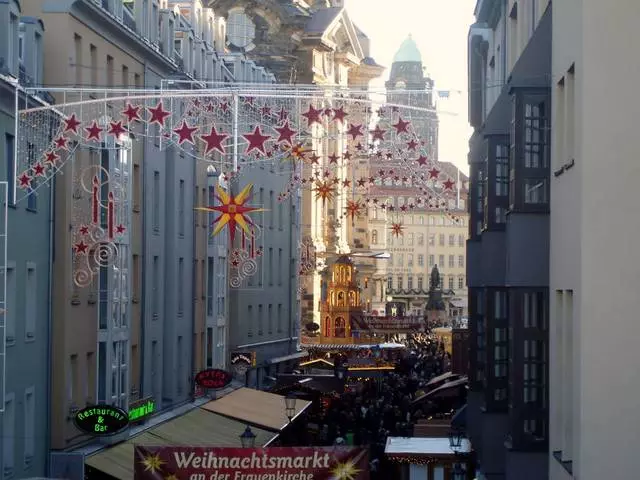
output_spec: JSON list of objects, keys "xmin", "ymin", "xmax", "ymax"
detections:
[
  {"xmin": 201, "ymin": 387, "xmax": 312, "ymax": 432},
  {"xmin": 267, "ymin": 350, "xmax": 309, "ymax": 364},
  {"xmin": 449, "ymin": 298, "xmax": 468, "ymax": 309},
  {"xmin": 426, "ymin": 371, "xmax": 457, "ymax": 387},
  {"xmin": 85, "ymin": 408, "xmax": 274, "ymax": 479},
  {"xmin": 299, "ymin": 358, "xmax": 335, "ymax": 368},
  {"xmin": 413, "ymin": 377, "xmax": 469, "ymax": 405}
]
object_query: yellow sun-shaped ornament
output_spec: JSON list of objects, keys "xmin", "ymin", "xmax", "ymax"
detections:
[
  {"xmin": 330, "ymin": 459, "xmax": 362, "ymax": 480},
  {"xmin": 344, "ymin": 200, "xmax": 364, "ymax": 223},
  {"xmin": 390, "ymin": 222, "xmax": 405, "ymax": 237},
  {"xmin": 314, "ymin": 180, "xmax": 336, "ymax": 205},
  {"xmin": 140, "ymin": 453, "xmax": 165, "ymax": 474},
  {"xmin": 195, "ymin": 183, "xmax": 266, "ymax": 244}
]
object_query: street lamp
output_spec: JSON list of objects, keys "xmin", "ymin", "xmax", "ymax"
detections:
[
  {"xmin": 451, "ymin": 462, "xmax": 466, "ymax": 480},
  {"xmin": 239, "ymin": 425, "xmax": 257, "ymax": 448},
  {"xmin": 284, "ymin": 394, "xmax": 297, "ymax": 422},
  {"xmin": 448, "ymin": 429, "xmax": 464, "ymax": 452},
  {"xmin": 371, "ymin": 345, "xmax": 381, "ymax": 359},
  {"xmin": 335, "ymin": 364, "xmax": 347, "ymax": 380}
]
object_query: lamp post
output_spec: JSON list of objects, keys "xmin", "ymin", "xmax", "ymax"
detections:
[
  {"xmin": 284, "ymin": 394, "xmax": 297, "ymax": 423},
  {"xmin": 451, "ymin": 462, "xmax": 466, "ymax": 480},
  {"xmin": 240, "ymin": 425, "xmax": 257, "ymax": 448},
  {"xmin": 448, "ymin": 429, "xmax": 466, "ymax": 480}
]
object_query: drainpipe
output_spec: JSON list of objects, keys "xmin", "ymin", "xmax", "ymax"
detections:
[
  {"xmin": 45, "ymin": 133, "xmax": 55, "ymax": 476},
  {"xmin": 190, "ymin": 109, "xmax": 197, "ymax": 400},
  {"xmin": 139, "ymin": 62, "xmax": 148, "ymax": 400}
]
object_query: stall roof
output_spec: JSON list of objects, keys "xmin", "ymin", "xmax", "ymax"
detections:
[
  {"xmin": 201, "ymin": 387, "xmax": 312, "ymax": 432},
  {"xmin": 385, "ymin": 436, "xmax": 472, "ymax": 456},
  {"xmin": 85, "ymin": 409, "xmax": 274, "ymax": 479},
  {"xmin": 426, "ymin": 371, "xmax": 458, "ymax": 387}
]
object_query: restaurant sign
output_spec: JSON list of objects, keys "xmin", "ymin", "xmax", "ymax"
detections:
[
  {"xmin": 230, "ymin": 351, "xmax": 257, "ymax": 376},
  {"xmin": 362, "ymin": 315, "xmax": 423, "ymax": 332},
  {"xmin": 129, "ymin": 398, "xmax": 156, "ymax": 423},
  {"xmin": 74, "ymin": 405, "xmax": 129, "ymax": 436},
  {"xmin": 195, "ymin": 369, "xmax": 233, "ymax": 389},
  {"xmin": 134, "ymin": 446, "xmax": 369, "ymax": 480}
]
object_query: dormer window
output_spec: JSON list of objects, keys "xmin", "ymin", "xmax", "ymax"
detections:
[{"xmin": 18, "ymin": 30, "xmax": 24, "ymax": 64}]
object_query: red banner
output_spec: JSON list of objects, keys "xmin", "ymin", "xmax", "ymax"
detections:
[{"xmin": 134, "ymin": 446, "xmax": 369, "ymax": 480}]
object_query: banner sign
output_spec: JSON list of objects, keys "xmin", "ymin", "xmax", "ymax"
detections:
[
  {"xmin": 195, "ymin": 369, "xmax": 233, "ymax": 389},
  {"xmin": 230, "ymin": 351, "xmax": 257, "ymax": 376},
  {"xmin": 74, "ymin": 405, "xmax": 129, "ymax": 436},
  {"xmin": 134, "ymin": 446, "xmax": 369, "ymax": 480},
  {"xmin": 129, "ymin": 398, "xmax": 156, "ymax": 423},
  {"xmin": 361, "ymin": 315, "xmax": 423, "ymax": 331}
]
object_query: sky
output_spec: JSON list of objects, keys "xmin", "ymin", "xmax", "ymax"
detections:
[{"xmin": 346, "ymin": 0, "xmax": 476, "ymax": 173}]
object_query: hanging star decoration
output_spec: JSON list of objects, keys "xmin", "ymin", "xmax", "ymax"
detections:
[
  {"xmin": 344, "ymin": 199, "xmax": 364, "ymax": 223},
  {"xmin": 390, "ymin": 222, "xmax": 405, "ymax": 237},
  {"xmin": 140, "ymin": 453, "xmax": 165, "ymax": 474},
  {"xmin": 330, "ymin": 458, "xmax": 362, "ymax": 480},
  {"xmin": 313, "ymin": 180, "xmax": 336, "ymax": 205},
  {"xmin": 195, "ymin": 183, "xmax": 266, "ymax": 244},
  {"xmin": 281, "ymin": 142, "xmax": 311, "ymax": 165}
]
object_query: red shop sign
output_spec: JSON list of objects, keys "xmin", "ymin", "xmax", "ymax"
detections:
[
  {"xmin": 134, "ymin": 446, "xmax": 370, "ymax": 480},
  {"xmin": 194, "ymin": 369, "xmax": 233, "ymax": 390}
]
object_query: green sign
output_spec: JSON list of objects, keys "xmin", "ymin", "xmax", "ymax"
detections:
[
  {"xmin": 128, "ymin": 398, "xmax": 156, "ymax": 422},
  {"xmin": 74, "ymin": 405, "xmax": 129, "ymax": 436}
]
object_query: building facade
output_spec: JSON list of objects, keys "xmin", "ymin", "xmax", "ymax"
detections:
[
  {"xmin": 0, "ymin": 1, "xmax": 52, "ymax": 477},
  {"xmin": 466, "ymin": 1, "xmax": 551, "ymax": 479},
  {"xmin": 549, "ymin": 1, "xmax": 640, "ymax": 479}
]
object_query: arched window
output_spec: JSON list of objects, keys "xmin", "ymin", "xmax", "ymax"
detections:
[
  {"xmin": 330, "ymin": 291, "xmax": 335, "ymax": 306},
  {"xmin": 371, "ymin": 229, "xmax": 378, "ymax": 244},
  {"xmin": 324, "ymin": 316, "xmax": 332, "ymax": 337},
  {"xmin": 338, "ymin": 291, "xmax": 345, "ymax": 306},
  {"xmin": 334, "ymin": 317, "xmax": 346, "ymax": 337},
  {"xmin": 429, "ymin": 216, "xmax": 435, "ymax": 226},
  {"xmin": 348, "ymin": 291, "xmax": 355, "ymax": 306},
  {"xmin": 226, "ymin": 9, "xmax": 255, "ymax": 48}
]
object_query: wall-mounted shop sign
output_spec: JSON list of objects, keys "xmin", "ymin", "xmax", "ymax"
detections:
[
  {"xmin": 74, "ymin": 405, "xmax": 129, "ymax": 436},
  {"xmin": 230, "ymin": 351, "xmax": 256, "ymax": 376},
  {"xmin": 128, "ymin": 398, "xmax": 156, "ymax": 423},
  {"xmin": 194, "ymin": 369, "xmax": 233, "ymax": 389}
]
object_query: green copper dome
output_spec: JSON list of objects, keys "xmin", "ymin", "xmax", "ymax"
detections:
[{"xmin": 392, "ymin": 35, "xmax": 422, "ymax": 63}]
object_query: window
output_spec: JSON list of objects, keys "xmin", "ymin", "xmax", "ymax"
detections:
[
  {"xmin": 439, "ymin": 233, "xmax": 445, "ymax": 246},
  {"xmin": 417, "ymin": 276, "xmax": 423, "ymax": 290},
  {"xmin": 458, "ymin": 235, "xmax": 465, "ymax": 247},
  {"xmin": 458, "ymin": 276, "xmax": 464, "ymax": 289},
  {"xmin": 407, "ymin": 277, "xmax": 413, "ymax": 290},
  {"xmin": 5, "ymin": 134, "xmax": 16, "ymax": 204},
  {"xmin": 269, "ymin": 191, "xmax": 274, "ymax": 228},
  {"xmin": 524, "ymin": 179, "xmax": 548, "ymax": 204},
  {"xmin": 3, "ymin": 393, "xmax": 15, "ymax": 475},
  {"xmin": 152, "ymin": 256, "xmax": 159, "ymax": 318},
  {"xmin": 458, "ymin": 255, "xmax": 464, "ymax": 268},
  {"xmin": 407, "ymin": 233, "xmax": 414, "ymax": 246},
  {"xmin": 278, "ymin": 201, "xmax": 283, "ymax": 228},
  {"xmin": 177, "ymin": 258, "xmax": 184, "ymax": 314},
  {"xmin": 74, "ymin": 34, "xmax": 82, "ymax": 85},
  {"xmin": 524, "ymin": 100, "xmax": 548, "ymax": 168},
  {"xmin": 178, "ymin": 179, "xmax": 185, "ymax": 236},
  {"xmin": 448, "ymin": 276, "xmax": 454, "ymax": 290},
  {"xmin": 278, "ymin": 248, "xmax": 283, "ymax": 285},
  {"xmin": 90, "ymin": 44, "xmax": 98, "ymax": 85},
  {"xmin": 152, "ymin": 171, "xmax": 160, "ymax": 231},
  {"xmin": 448, "ymin": 255, "xmax": 455, "ymax": 268},
  {"xmin": 438, "ymin": 255, "xmax": 445, "ymax": 267},
  {"xmin": 448, "ymin": 234, "xmax": 455, "ymax": 246},
  {"xmin": 495, "ymin": 291, "xmax": 507, "ymax": 318},
  {"xmin": 4, "ymin": 262, "xmax": 16, "ymax": 343},
  {"xmin": 371, "ymin": 229, "xmax": 378, "ymax": 244},
  {"xmin": 258, "ymin": 304, "xmax": 263, "ymax": 335},
  {"xmin": 397, "ymin": 276, "xmax": 403, "ymax": 290},
  {"xmin": 268, "ymin": 304, "xmax": 273, "ymax": 333},
  {"xmin": 268, "ymin": 248, "xmax": 273, "ymax": 285},
  {"xmin": 524, "ymin": 291, "xmax": 546, "ymax": 328},
  {"xmin": 407, "ymin": 254, "xmax": 413, "ymax": 267},
  {"xmin": 23, "ymin": 387, "xmax": 35, "ymax": 467},
  {"xmin": 25, "ymin": 263, "xmax": 36, "ymax": 340},
  {"xmin": 496, "ymin": 144, "xmax": 509, "ymax": 196},
  {"xmin": 122, "ymin": 65, "xmax": 129, "ymax": 88},
  {"xmin": 387, "ymin": 275, "xmax": 392, "ymax": 291},
  {"xmin": 496, "ymin": 207, "xmax": 507, "ymax": 223},
  {"xmin": 494, "ymin": 388, "xmax": 507, "ymax": 401},
  {"xmin": 494, "ymin": 362, "xmax": 507, "ymax": 378},
  {"xmin": 418, "ymin": 254, "xmax": 424, "ymax": 267},
  {"xmin": 417, "ymin": 234, "xmax": 424, "ymax": 245},
  {"xmin": 247, "ymin": 305, "xmax": 253, "ymax": 336},
  {"xmin": 98, "ymin": 341, "xmax": 106, "ymax": 403},
  {"xmin": 428, "ymin": 255, "xmax": 434, "ymax": 267}
]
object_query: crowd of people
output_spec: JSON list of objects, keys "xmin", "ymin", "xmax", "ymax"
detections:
[{"xmin": 309, "ymin": 334, "xmax": 456, "ymax": 478}]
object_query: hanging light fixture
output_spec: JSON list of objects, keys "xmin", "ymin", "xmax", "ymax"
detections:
[
  {"xmin": 284, "ymin": 394, "xmax": 297, "ymax": 422},
  {"xmin": 239, "ymin": 425, "xmax": 257, "ymax": 448}
]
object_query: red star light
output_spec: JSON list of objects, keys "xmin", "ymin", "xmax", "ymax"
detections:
[
  {"xmin": 108, "ymin": 121, "xmax": 127, "ymax": 140},
  {"xmin": 200, "ymin": 125, "xmax": 229, "ymax": 155},
  {"xmin": 115, "ymin": 224, "xmax": 126, "ymax": 235},
  {"xmin": 85, "ymin": 121, "xmax": 103, "ymax": 142},
  {"xmin": 416, "ymin": 155, "xmax": 428, "ymax": 166},
  {"xmin": 428, "ymin": 167, "xmax": 440, "ymax": 179},
  {"xmin": 309, "ymin": 153, "xmax": 320, "ymax": 165},
  {"xmin": 370, "ymin": 126, "xmax": 386, "ymax": 141},
  {"xmin": 243, "ymin": 126, "xmax": 271, "ymax": 155},
  {"xmin": 392, "ymin": 117, "xmax": 411, "ymax": 134},
  {"xmin": 32, "ymin": 163, "xmax": 46, "ymax": 177},
  {"xmin": 343, "ymin": 151, "xmax": 352, "ymax": 161},
  {"xmin": 342, "ymin": 179, "xmax": 351, "ymax": 187},
  {"xmin": 173, "ymin": 120, "xmax": 198, "ymax": 145},
  {"xmin": 302, "ymin": 104, "xmax": 323, "ymax": 127},
  {"xmin": 345, "ymin": 200, "xmax": 364, "ymax": 223},
  {"xmin": 147, "ymin": 101, "xmax": 171, "ymax": 126},
  {"xmin": 43, "ymin": 151, "xmax": 59, "ymax": 166},
  {"xmin": 122, "ymin": 103, "xmax": 142, "ymax": 122},
  {"xmin": 443, "ymin": 179, "xmax": 456, "ymax": 190},
  {"xmin": 274, "ymin": 121, "xmax": 297, "ymax": 145},
  {"xmin": 332, "ymin": 106, "xmax": 348, "ymax": 124},
  {"xmin": 277, "ymin": 106, "xmax": 288, "ymax": 122},
  {"xmin": 74, "ymin": 240, "xmax": 89, "ymax": 254},
  {"xmin": 53, "ymin": 136, "xmax": 69, "ymax": 150},
  {"xmin": 78, "ymin": 225, "xmax": 90, "ymax": 236},
  {"xmin": 313, "ymin": 180, "xmax": 336, "ymax": 205},
  {"xmin": 346, "ymin": 123, "xmax": 364, "ymax": 140},
  {"xmin": 195, "ymin": 183, "xmax": 266, "ymax": 245},
  {"xmin": 328, "ymin": 153, "xmax": 340, "ymax": 164},
  {"xmin": 406, "ymin": 139, "xmax": 419, "ymax": 150},
  {"xmin": 260, "ymin": 104, "xmax": 272, "ymax": 116},
  {"xmin": 63, "ymin": 113, "xmax": 82, "ymax": 134},
  {"xmin": 390, "ymin": 223, "xmax": 405, "ymax": 237}
]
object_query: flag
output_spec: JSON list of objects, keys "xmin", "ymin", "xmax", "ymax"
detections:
[{"xmin": 437, "ymin": 90, "xmax": 450, "ymax": 98}]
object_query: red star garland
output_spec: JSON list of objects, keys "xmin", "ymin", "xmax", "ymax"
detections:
[
  {"xmin": 219, "ymin": 101, "xmax": 230, "ymax": 114},
  {"xmin": 308, "ymin": 153, "xmax": 320, "ymax": 165},
  {"xmin": 173, "ymin": 120, "xmax": 198, "ymax": 145},
  {"xmin": 428, "ymin": 167, "xmax": 440, "ymax": 179},
  {"xmin": 115, "ymin": 224, "xmax": 126, "ymax": 235},
  {"xmin": 342, "ymin": 179, "xmax": 351, "ymax": 188},
  {"xmin": 328, "ymin": 153, "xmax": 340, "ymax": 164},
  {"xmin": 122, "ymin": 104, "xmax": 142, "ymax": 124},
  {"xmin": 74, "ymin": 240, "xmax": 89, "ymax": 254},
  {"xmin": 63, "ymin": 113, "xmax": 82, "ymax": 135},
  {"xmin": 346, "ymin": 123, "xmax": 364, "ymax": 140},
  {"xmin": 370, "ymin": 126, "xmax": 387, "ymax": 141},
  {"xmin": 392, "ymin": 117, "xmax": 411, "ymax": 134},
  {"xmin": 43, "ymin": 151, "xmax": 59, "ymax": 167},
  {"xmin": 108, "ymin": 121, "xmax": 127, "ymax": 140},
  {"xmin": 390, "ymin": 223, "xmax": 405, "ymax": 237},
  {"xmin": 147, "ymin": 101, "xmax": 171, "ymax": 126},
  {"xmin": 416, "ymin": 155, "xmax": 428, "ymax": 166},
  {"xmin": 274, "ymin": 121, "xmax": 297, "ymax": 145},
  {"xmin": 344, "ymin": 200, "xmax": 364, "ymax": 223},
  {"xmin": 406, "ymin": 139, "xmax": 419, "ymax": 150},
  {"xmin": 443, "ymin": 179, "xmax": 456, "ymax": 190},
  {"xmin": 260, "ymin": 104, "xmax": 272, "ymax": 116},
  {"xmin": 343, "ymin": 151, "xmax": 352, "ymax": 161},
  {"xmin": 356, "ymin": 178, "xmax": 367, "ymax": 187},
  {"xmin": 200, "ymin": 125, "xmax": 229, "ymax": 155},
  {"xmin": 32, "ymin": 163, "xmax": 46, "ymax": 177},
  {"xmin": 302, "ymin": 104, "xmax": 323, "ymax": 127},
  {"xmin": 78, "ymin": 225, "xmax": 90, "ymax": 236},
  {"xmin": 332, "ymin": 106, "xmax": 348, "ymax": 124},
  {"xmin": 277, "ymin": 106, "xmax": 288, "ymax": 122},
  {"xmin": 53, "ymin": 136, "xmax": 69, "ymax": 150},
  {"xmin": 85, "ymin": 121, "xmax": 103, "ymax": 142},
  {"xmin": 243, "ymin": 126, "xmax": 271, "ymax": 155},
  {"xmin": 313, "ymin": 180, "xmax": 336, "ymax": 205}
]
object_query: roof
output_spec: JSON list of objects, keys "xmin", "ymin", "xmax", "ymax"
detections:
[
  {"xmin": 450, "ymin": 298, "xmax": 468, "ymax": 308},
  {"xmin": 305, "ymin": 6, "xmax": 343, "ymax": 34},
  {"xmin": 85, "ymin": 409, "xmax": 274, "ymax": 479},
  {"xmin": 426, "ymin": 371, "xmax": 458, "ymax": 387},
  {"xmin": 334, "ymin": 255, "xmax": 353, "ymax": 265},
  {"xmin": 201, "ymin": 387, "xmax": 312, "ymax": 431},
  {"xmin": 385, "ymin": 436, "xmax": 472, "ymax": 456},
  {"xmin": 393, "ymin": 35, "xmax": 423, "ymax": 63}
]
